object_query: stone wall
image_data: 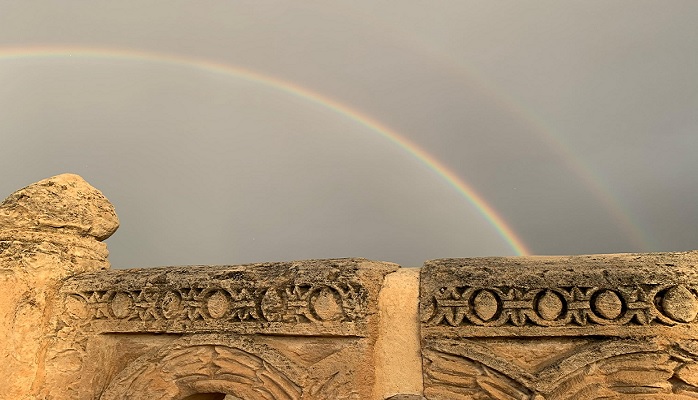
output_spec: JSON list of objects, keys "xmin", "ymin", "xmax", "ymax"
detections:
[{"xmin": 2, "ymin": 174, "xmax": 698, "ymax": 399}]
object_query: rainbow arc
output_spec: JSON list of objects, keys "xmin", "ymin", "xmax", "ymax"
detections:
[{"xmin": 0, "ymin": 45, "xmax": 531, "ymax": 255}]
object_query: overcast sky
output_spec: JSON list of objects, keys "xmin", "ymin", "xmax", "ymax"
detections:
[{"xmin": 1, "ymin": 1, "xmax": 697, "ymax": 268}]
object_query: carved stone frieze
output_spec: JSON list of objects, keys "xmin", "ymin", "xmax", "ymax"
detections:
[
  {"xmin": 425, "ymin": 284, "xmax": 698, "ymax": 333},
  {"xmin": 61, "ymin": 258, "xmax": 396, "ymax": 337},
  {"xmin": 421, "ymin": 252, "xmax": 698, "ymax": 338},
  {"xmin": 420, "ymin": 252, "xmax": 698, "ymax": 399}
]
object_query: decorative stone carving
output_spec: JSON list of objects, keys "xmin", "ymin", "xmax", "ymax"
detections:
[
  {"xmin": 420, "ymin": 252, "xmax": 698, "ymax": 399},
  {"xmin": 425, "ymin": 283, "xmax": 698, "ymax": 332},
  {"xmin": 61, "ymin": 258, "xmax": 389, "ymax": 337},
  {"xmin": 55, "ymin": 258, "xmax": 397, "ymax": 399},
  {"xmin": 422, "ymin": 338, "xmax": 698, "ymax": 399},
  {"xmin": 0, "ymin": 175, "xmax": 405, "ymax": 399},
  {"xmin": 5, "ymin": 174, "xmax": 698, "ymax": 399},
  {"xmin": 100, "ymin": 339, "xmax": 302, "ymax": 400}
]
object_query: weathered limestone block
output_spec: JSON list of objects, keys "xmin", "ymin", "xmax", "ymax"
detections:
[
  {"xmin": 0, "ymin": 174, "xmax": 118, "ymax": 399},
  {"xmin": 56, "ymin": 258, "xmax": 398, "ymax": 399},
  {"xmin": 420, "ymin": 252, "xmax": 698, "ymax": 399}
]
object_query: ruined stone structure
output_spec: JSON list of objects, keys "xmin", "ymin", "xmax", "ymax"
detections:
[{"xmin": 2, "ymin": 174, "xmax": 698, "ymax": 399}]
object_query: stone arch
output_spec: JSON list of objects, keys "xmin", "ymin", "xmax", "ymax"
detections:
[{"xmin": 100, "ymin": 340, "xmax": 302, "ymax": 400}]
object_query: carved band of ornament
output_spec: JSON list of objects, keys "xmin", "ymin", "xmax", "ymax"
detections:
[
  {"xmin": 424, "ymin": 285, "xmax": 698, "ymax": 328},
  {"xmin": 63, "ymin": 282, "xmax": 366, "ymax": 332}
]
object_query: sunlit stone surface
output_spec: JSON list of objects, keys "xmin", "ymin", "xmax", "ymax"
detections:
[{"xmin": 2, "ymin": 174, "xmax": 698, "ymax": 399}]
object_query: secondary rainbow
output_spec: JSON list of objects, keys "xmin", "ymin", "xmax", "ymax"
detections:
[
  {"xmin": 354, "ymin": 21, "xmax": 652, "ymax": 251},
  {"xmin": 0, "ymin": 45, "xmax": 531, "ymax": 255},
  {"xmin": 391, "ymin": 38, "xmax": 652, "ymax": 251}
]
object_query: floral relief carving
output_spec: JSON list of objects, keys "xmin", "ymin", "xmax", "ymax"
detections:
[
  {"xmin": 64, "ymin": 282, "xmax": 366, "ymax": 335},
  {"xmin": 58, "ymin": 259, "xmax": 386, "ymax": 336},
  {"xmin": 423, "ymin": 339, "xmax": 698, "ymax": 399},
  {"xmin": 425, "ymin": 284, "xmax": 698, "ymax": 329}
]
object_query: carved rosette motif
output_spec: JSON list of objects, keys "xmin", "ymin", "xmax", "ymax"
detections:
[
  {"xmin": 64, "ymin": 283, "xmax": 365, "ymax": 334},
  {"xmin": 425, "ymin": 284, "xmax": 698, "ymax": 329},
  {"xmin": 60, "ymin": 261, "xmax": 377, "ymax": 336}
]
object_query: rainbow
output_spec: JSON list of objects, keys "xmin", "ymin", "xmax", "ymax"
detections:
[
  {"xmin": 457, "ymin": 79, "xmax": 653, "ymax": 251},
  {"xmin": 498, "ymin": 104, "xmax": 653, "ymax": 251},
  {"xmin": 0, "ymin": 45, "xmax": 531, "ymax": 255},
  {"xmin": 340, "ymin": 18, "xmax": 652, "ymax": 251},
  {"xmin": 378, "ymin": 34, "xmax": 652, "ymax": 251}
]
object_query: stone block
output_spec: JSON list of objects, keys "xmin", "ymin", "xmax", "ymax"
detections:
[
  {"xmin": 420, "ymin": 252, "xmax": 698, "ymax": 399},
  {"xmin": 54, "ymin": 258, "xmax": 398, "ymax": 399}
]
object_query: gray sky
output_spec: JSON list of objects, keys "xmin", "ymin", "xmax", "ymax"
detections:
[{"xmin": 1, "ymin": 1, "xmax": 697, "ymax": 268}]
